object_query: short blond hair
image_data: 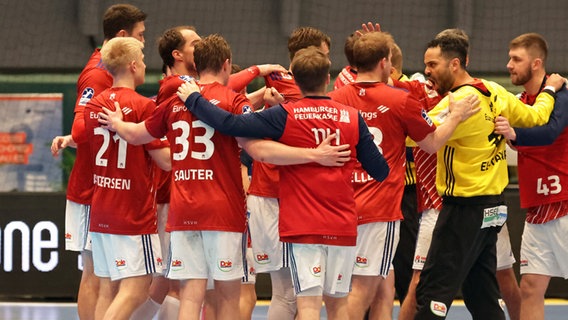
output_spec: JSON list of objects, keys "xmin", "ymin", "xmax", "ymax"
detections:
[{"xmin": 101, "ymin": 37, "xmax": 144, "ymax": 75}]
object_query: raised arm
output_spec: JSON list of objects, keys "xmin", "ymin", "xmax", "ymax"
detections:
[
  {"xmin": 495, "ymin": 86, "xmax": 568, "ymax": 146},
  {"xmin": 228, "ymin": 64, "xmax": 287, "ymax": 93}
]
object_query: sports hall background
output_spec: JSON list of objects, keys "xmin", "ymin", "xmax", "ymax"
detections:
[{"xmin": 0, "ymin": 0, "xmax": 566, "ymax": 301}]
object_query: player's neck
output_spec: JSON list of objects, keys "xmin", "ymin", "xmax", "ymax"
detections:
[
  {"xmin": 356, "ymin": 72, "xmax": 384, "ymax": 83},
  {"xmin": 524, "ymin": 70, "xmax": 547, "ymax": 96},
  {"xmin": 451, "ymin": 71, "xmax": 474, "ymax": 90},
  {"xmin": 171, "ymin": 64, "xmax": 197, "ymax": 78},
  {"xmin": 112, "ymin": 75, "xmax": 137, "ymax": 90},
  {"xmin": 198, "ymin": 73, "xmax": 226, "ymax": 86}
]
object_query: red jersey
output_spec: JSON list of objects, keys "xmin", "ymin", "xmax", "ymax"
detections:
[
  {"xmin": 393, "ymin": 79, "xmax": 443, "ymax": 213},
  {"xmin": 333, "ymin": 66, "xmax": 357, "ymax": 90},
  {"xmin": 329, "ymin": 82, "xmax": 435, "ymax": 224},
  {"xmin": 154, "ymin": 75, "xmax": 193, "ymax": 205},
  {"xmin": 247, "ymin": 72, "xmax": 304, "ymax": 198},
  {"xmin": 145, "ymin": 81, "xmax": 247, "ymax": 233},
  {"xmin": 278, "ymin": 97, "xmax": 360, "ymax": 246},
  {"xmin": 517, "ymin": 89, "xmax": 568, "ymax": 223},
  {"xmin": 85, "ymin": 87, "xmax": 166, "ymax": 235},
  {"xmin": 67, "ymin": 49, "xmax": 113, "ymax": 205}
]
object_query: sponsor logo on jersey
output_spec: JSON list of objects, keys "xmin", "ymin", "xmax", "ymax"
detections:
[
  {"xmin": 64, "ymin": 233, "xmax": 72, "ymax": 240},
  {"xmin": 248, "ymin": 266, "xmax": 256, "ymax": 276},
  {"xmin": 358, "ymin": 88, "xmax": 366, "ymax": 96},
  {"xmin": 156, "ymin": 257, "xmax": 163, "ymax": 266},
  {"xmin": 255, "ymin": 253, "xmax": 271, "ymax": 264},
  {"xmin": 115, "ymin": 258, "xmax": 127, "ymax": 269},
  {"xmin": 337, "ymin": 273, "xmax": 343, "ymax": 282},
  {"xmin": 218, "ymin": 259, "xmax": 233, "ymax": 272},
  {"xmin": 269, "ymin": 71, "xmax": 293, "ymax": 81},
  {"xmin": 414, "ymin": 255, "xmax": 426, "ymax": 264},
  {"xmin": 242, "ymin": 105, "xmax": 253, "ymax": 114},
  {"xmin": 79, "ymin": 87, "xmax": 95, "ymax": 106},
  {"xmin": 355, "ymin": 256, "xmax": 368, "ymax": 268},
  {"xmin": 310, "ymin": 265, "xmax": 322, "ymax": 277},
  {"xmin": 359, "ymin": 111, "xmax": 378, "ymax": 121},
  {"xmin": 179, "ymin": 75, "xmax": 194, "ymax": 82},
  {"xmin": 339, "ymin": 109, "xmax": 350, "ymax": 123},
  {"xmin": 430, "ymin": 301, "xmax": 447, "ymax": 317},
  {"xmin": 421, "ymin": 109, "xmax": 434, "ymax": 126}
]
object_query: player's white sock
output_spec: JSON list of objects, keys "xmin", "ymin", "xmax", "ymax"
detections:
[
  {"xmin": 130, "ymin": 297, "xmax": 160, "ymax": 320},
  {"xmin": 157, "ymin": 295, "xmax": 180, "ymax": 320}
]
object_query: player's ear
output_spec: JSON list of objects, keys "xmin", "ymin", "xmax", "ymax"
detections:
[
  {"xmin": 115, "ymin": 29, "xmax": 128, "ymax": 38},
  {"xmin": 532, "ymin": 58, "xmax": 543, "ymax": 70}
]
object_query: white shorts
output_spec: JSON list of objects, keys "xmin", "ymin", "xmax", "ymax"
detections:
[
  {"xmin": 166, "ymin": 230, "xmax": 244, "ymax": 282},
  {"xmin": 520, "ymin": 215, "xmax": 568, "ymax": 279},
  {"xmin": 157, "ymin": 203, "xmax": 171, "ymax": 275},
  {"xmin": 289, "ymin": 243, "xmax": 356, "ymax": 296},
  {"xmin": 247, "ymin": 195, "xmax": 287, "ymax": 273},
  {"xmin": 353, "ymin": 221, "xmax": 400, "ymax": 277},
  {"xmin": 413, "ymin": 208, "xmax": 439, "ymax": 270},
  {"xmin": 91, "ymin": 232, "xmax": 163, "ymax": 281},
  {"xmin": 64, "ymin": 200, "xmax": 91, "ymax": 252},
  {"xmin": 496, "ymin": 223, "xmax": 516, "ymax": 270}
]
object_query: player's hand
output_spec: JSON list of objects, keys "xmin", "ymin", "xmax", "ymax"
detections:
[
  {"xmin": 51, "ymin": 135, "xmax": 76, "ymax": 156},
  {"xmin": 98, "ymin": 101, "xmax": 123, "ymax": 132},
  {"xmin": 494, "ymin": 116, "xmax": 517, "ymax": 142},
  {"xmin": 448, "ymin": 93, "xmax": 480, "ymax": 122},
  {"xmin": 545, "ymin": 73, "xmax": 566, "ymax": 92},
  {"xmin": 313, "ymin": 133, "xmax": 351, "ymax": 167},
  {"xmin": 356, "ymin": 22, "xmax": 381, "ymax": 36},
  {"xmin": 176, "ymin": 79, "xmax": 200, "ymax": 103},
  {"xmin": 263, "ymin": 87, "xmax": 284, "ymax": 106},
  {"xmin": 257, "ymin": 64, "xmax": 287, "ymax": 76}
]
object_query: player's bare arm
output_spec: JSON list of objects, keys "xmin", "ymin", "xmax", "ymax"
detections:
[
  {"xmin": 494, "ymin": 116, "xmax": 517, "ymax": 141},
  {"xmin": 176, "ymin": 80, "xmax": 201, "ymax": 102},
  {"xmin": 98, "ymin": 101, "xmax": 156, "ymax": 145},
  {"xmin": 263, "ymin": 87, "xmax": 285, "ymax": 106},
  {"xmin": 417, "ymin": 93, "xmax": 480, "ymax": 154},
  {"xmin": 257, "ymin": 64, "xmax": 287, "ymax": 76},
  {"xmin": 50, "ymin": 134, "xmax": 77, "ymax": 156},
  {"xmin": 237, "ymin": 133, "xmax": 350, "ymax": 167},
  {"xmin": 447, "ymin": 93, "xmax": 481, "ymax": 122},
  {"xmin": 148, "ymin": 148, "xmax": 172, "ymax": 171},
  {"xmin": 546, "ymin": 73, "xmax": 567, "ymax": 91}
]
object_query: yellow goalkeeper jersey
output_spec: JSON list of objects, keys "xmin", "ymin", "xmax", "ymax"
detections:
[{"xmin": 429, "ymin": 78, "xmax": 554, "ymax": 197}]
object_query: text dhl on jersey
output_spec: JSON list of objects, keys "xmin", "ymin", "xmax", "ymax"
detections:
[{"xmin": 174, "ymin": 168, "xmax": 213, "ymax": 181}]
